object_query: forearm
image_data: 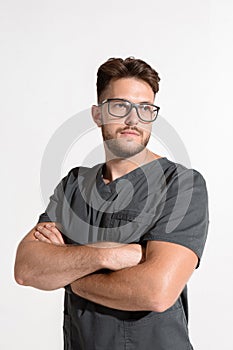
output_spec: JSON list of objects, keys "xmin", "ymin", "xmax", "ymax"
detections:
[
  {"xmin": 71, "ymin": 241, "xmax": 198, "ymax": 313},
  {"xmin": 14, "ymin": 241, "xmax": 106, "ymax": 291},
  {"xmin": 71, "ymin": 261, "xmax": 159, "ymax": 311}
]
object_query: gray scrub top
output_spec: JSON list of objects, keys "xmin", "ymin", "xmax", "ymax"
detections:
[{"xmin": 38, "ymin": 157, "xmax": 209, "ymax": 350}]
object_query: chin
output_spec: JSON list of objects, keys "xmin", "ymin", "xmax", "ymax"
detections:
[{"xmin": 104, "ymin": 139, "xmax": 145, "ymax": 159}]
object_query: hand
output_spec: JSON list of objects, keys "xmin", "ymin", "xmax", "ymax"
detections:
[
  {"xmin": 107, "ymin": 243, "xmax": 143, "ymax": 271},
  {"xmin": 34, "ymin": 223, "xmax": 65, "ymax": 245}
]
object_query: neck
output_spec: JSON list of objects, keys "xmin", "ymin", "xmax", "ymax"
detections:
[{"xmin": 102, "ymin": 149, "xmax": 162, "ymax": 184}]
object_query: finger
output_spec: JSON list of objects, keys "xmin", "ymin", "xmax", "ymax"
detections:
[
  {"xmin": 49, "ymin": 227, "xmax": 65, "ymax": 244},
  {"xmin": 35, "ymin": 226, "xmax": 61, "ymax": 244},
  {"xmin": 34, "ymin": 231, "xmax": 52, "ymax": 244},
  {"xmin": 36, "ymin": 225, "xmax": 54, "ymax": 237},
  {"xmin": 35, "ymin": 222, "xmax": 55, "ymax": 231},
  {"xmin": 44, "ymin": 224, "xmax": 65, "ymax": 244},
  {"xmin": 44, "ymin": 222, "xmax": 56, "ymax": 229}
]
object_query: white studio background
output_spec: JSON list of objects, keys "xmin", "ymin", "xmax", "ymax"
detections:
[{"xmin": 1, "ymin": 0, "xmax": 232, "ymax": 349}]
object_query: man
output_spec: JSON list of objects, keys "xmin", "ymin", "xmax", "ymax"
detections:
[{"xmin": 14, "ymin": 57, "xmax": 209, "ymax": 349}]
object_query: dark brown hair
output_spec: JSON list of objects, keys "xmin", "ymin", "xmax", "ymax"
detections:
[{"xmin": 96, "ymin": 57, "xmax": 160, "ymax": 103}]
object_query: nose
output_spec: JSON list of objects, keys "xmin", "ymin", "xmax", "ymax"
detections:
[{"xmin": 124, "ymin": 106, "xmax": 139, "ymax": 126}]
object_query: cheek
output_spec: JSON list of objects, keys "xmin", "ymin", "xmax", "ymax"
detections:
[
  {"xmin": 139, "ymin": 123, "xmax": 152, "ymax": 135},
  {"xmin": 140, "ymin": 126, "xmax": 151, "ymax": 145},
  {"xmin": 101, "ymin": 115, "xmax": 125, "ymax": 127},
  {"xmin": 101, "ymin": 124, "xmax": 119, "ymax": 140}
]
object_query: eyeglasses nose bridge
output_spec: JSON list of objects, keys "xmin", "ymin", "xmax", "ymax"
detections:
[
  {"xmin": 129, "ymin": 102, "xmax": 140, "ymax": 118},
  {"xmin": 124, "ymin": 103, "xmax": 140, "ymax": 125}
]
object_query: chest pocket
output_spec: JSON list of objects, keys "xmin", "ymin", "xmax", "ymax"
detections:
[{"xmin": 103, "ymin": 210, "xmax": 155, "ymax": 243}]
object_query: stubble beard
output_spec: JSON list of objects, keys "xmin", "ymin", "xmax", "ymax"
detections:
[{"xmin": 101, "ymin": 126, "xmax": 150, "ymax": 159}]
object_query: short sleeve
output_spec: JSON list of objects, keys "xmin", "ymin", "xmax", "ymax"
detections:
[
  {"xmin": 142, "ymin": 168, "xmax": 209, "ymax": 267},
  {"xmin": 38, "ymin": 174, "xmax": 68, "ymax": 224}
]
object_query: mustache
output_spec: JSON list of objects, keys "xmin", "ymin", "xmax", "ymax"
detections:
[{"xmin": 117, "ymin": 127, "xmax": 142, "ymax": 134}]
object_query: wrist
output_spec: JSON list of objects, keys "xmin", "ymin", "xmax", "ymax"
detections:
[
  {"xmin": 86, "ymin": 242, "xmax": 125, "ymax": 271},
  {"xmin": 98, "ymin": 247, "xmax": 113, "ymax": 270}
]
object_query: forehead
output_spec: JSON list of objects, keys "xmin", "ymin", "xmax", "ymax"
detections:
[{"xmin": 103, "ymin": 77, "xmax": 155, "ymax": 103}]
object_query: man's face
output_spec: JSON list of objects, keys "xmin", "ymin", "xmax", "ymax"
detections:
[{"xmin": 92, "ymin": 77, "xmax": 155, "ymax": 159}]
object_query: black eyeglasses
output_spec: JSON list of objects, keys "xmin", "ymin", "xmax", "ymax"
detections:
[{"xmin": 99, "ymin": 98, "xmax": 160, "ymax": 123}]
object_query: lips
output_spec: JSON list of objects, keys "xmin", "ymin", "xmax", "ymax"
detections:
[{"xmin": 120, "ymin": 129, "xmax": 140, "ymax": 136}]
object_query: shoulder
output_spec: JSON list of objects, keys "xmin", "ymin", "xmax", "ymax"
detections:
[
  {"xmin": 158, "ymin": 157, "xmax": 207, "ymax": 188},
  {"xmin": 62, "ymin": 163, "xmax": 103, "ymax": 186}
]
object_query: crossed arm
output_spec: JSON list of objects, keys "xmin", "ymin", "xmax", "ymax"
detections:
[
  {"xmin": 70, "ymin": 240, "xmax": 197, "ymax": 312},
  {"xmin": 14, "ymin": 223, "xmax": 142, "ymax": 291},
  {"xmin": 15, "ymin": 223, "xmax": 198, "ymax": 312}
]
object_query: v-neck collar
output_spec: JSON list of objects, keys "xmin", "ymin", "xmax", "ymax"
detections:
[{"xmin": 96, "ymin": 157, "xmax": 167, "ymax": 192}]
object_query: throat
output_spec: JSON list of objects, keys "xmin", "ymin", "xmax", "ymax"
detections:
[{"xmin": 102, "ymin": 150, "xmax": 161, "ymax": 184}]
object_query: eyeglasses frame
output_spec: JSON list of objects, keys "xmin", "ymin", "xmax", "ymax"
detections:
[{"xmin": 98, "ymin": 98, "xmax": 160, "ymax": 123}]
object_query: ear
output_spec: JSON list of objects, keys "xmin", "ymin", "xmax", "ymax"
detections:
[{"xmin": 91, "ymin": 105, "xmax": 102, "ymax": 127}]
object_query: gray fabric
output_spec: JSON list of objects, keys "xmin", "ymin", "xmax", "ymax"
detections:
[{"xmin": 38, "ymin": 157, "xmax": 209, "ymax": 350}]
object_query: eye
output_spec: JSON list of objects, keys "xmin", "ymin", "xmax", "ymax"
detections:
[
  {"xmin": 141, "ymin": 104, "xmax": 152, "ymax": 112},
  {"xmin": 113, "ymin": 102, "xmax": 127, "ymax": 109}
]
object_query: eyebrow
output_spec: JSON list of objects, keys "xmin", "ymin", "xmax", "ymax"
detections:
[
  {"xmin": 107, "ymin": 98, "xmax": 155, "ymax": 104},
  {"xmin": 139, "ymin": 101, "xmax": 154, "ymax": 104}
]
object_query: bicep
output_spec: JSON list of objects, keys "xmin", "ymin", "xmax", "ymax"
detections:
[{"xmin": 145, "ymin": 240, "xmax": 198, "ymax": 308}]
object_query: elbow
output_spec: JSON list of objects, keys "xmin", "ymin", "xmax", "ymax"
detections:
[
  {"xmin": 15, "ymin": 275, "xmax": 25, "ymax": 286},
  {"xmin": 14, "ymin": 244, "xmax": 33, "ymax": 286},
  {"xmin": 150, "ymin": 300, "xmax": 172, "ymax": 313},
  {"xmin": 14, "ymin": 255, "xmax": 31, "ymax": 286},
  {"xmin": 148, "ymin": 287, "xmax": 176, "ymax": 313},
  {"xmin": 14, "ymin": 264, "xmax": 28, "ymax": 286},
  {"xmin": 14, "ymin": 261, "xmax": 60, "ymax": 291}
]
